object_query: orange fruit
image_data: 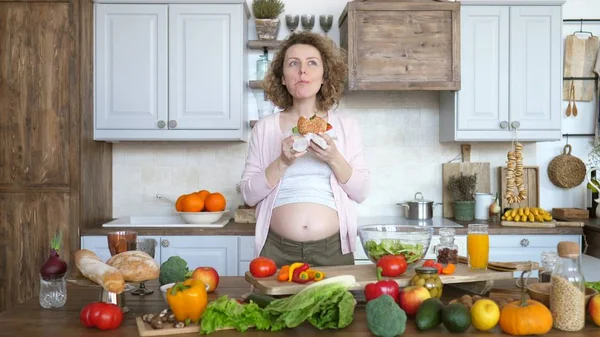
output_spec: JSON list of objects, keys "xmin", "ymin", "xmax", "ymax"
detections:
[
  {"xmin": 204, "ymin": 193, "xmax": 226, "ymax": 212},
  {"xmin": 181, "ymin": 194, "xmax": 205, "ymax": 212},
  {"xmin": 196, "ymin": 190, "xmax": 211, "ymax": 200},
  {"xmin": 175, "ymin": 194, "xmax": 187, "ymax": 212}
]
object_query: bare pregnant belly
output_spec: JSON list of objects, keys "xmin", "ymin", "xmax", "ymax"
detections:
[{"xmin": 270, "ymin": 203, "xmax": 340, "ymax": 242}]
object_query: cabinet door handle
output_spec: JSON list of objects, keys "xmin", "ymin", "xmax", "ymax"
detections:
[
  {"xmin": 157, "ymin": 120, "xmax": 166, "ymax": 129},
  {"xmin": 161, "ymin": 239, "xmax": 170, "ymax": 247},
  {"xmin": 511, "ymin": 121, "xmax": 520, "ymax": 130},
  {"xmin": 520, "ymin": 239, "xmax": 529, "ymax": 247},
  {"xmin": 169, "ymin": 120, "xmax": 178, "ymax": 128},
  {"xmin": 500, "ymin": 121, "xmax": 509, "ymax": 129}
]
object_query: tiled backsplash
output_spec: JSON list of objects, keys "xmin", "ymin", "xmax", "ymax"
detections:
[{"xmin": 113, "ymin": 91, "xmax": 536, "ymax": 219}]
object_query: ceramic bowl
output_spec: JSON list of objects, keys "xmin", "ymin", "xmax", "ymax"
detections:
[
  {"xmin": 177, "ymin": 210, "xmax": 228, "ymax": 224},
  {"xmin": 160, "ymin": 282, "xmax": 176, "ymax": 303}
]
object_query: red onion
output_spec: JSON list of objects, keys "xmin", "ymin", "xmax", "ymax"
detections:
[{"xmin": 40, "ymin": 233, "xmax": 68, "ymax": 280}]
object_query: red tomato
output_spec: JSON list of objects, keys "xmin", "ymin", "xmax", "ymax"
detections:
[
  {"xmin": 80, "ymin": 302, "xmax": 123, "ymax": 331},
  {"xmin": 376, "ymin": 255, "xmax": 407, "ymax": 277},
  {"xmin": 249, "ymin": 257, "xmax": 277, "ymax": 278},
  {"xmin": 422, "ymin": 260, "xmax": 442, "ymax": 274}
]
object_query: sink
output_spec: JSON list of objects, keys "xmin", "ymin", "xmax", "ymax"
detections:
[
  {"xmin": 357, "ymin": 216, "xmax": 463, "ymax": 228},
  {"xmin": 102, "ymin": 215, "xmax": 230, "ymax": 228}
]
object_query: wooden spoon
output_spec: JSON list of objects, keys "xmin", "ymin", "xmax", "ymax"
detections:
[
  {"xmin": 573, "ymin": 83, "xmax": 578, "ymax": 117},
  {"xmin": 566, "ymin": 80, "xmax": 573, "ymax": 117}
]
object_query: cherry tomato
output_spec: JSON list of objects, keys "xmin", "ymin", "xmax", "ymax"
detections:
[
  {"xmin": 249, "ymin": 257, "xmax": 277, "ymax": 278},
  {"xmin": 422, "ymin": 260, "xmax": 442, "ymax": 274},
  {"xmin": 376, "ymin": 255, "xmax": 407, "ymax": 277},
  {"xmin": 80, "ymin": 302, "xmax": 123, "ymax": 331}
]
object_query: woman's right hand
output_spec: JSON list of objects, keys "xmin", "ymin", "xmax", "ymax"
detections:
[{"xmin": 279, "ymin": 136, "xmax": 306, "ymax": 168}]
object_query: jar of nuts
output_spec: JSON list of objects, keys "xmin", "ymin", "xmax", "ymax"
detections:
[
  {"xmin": 435, "ymin": 228, "xmax": 459, "ymax": 265},
  {"xmin": 411, "ymin": 267, "xmax": 443, "ymax": 298}
]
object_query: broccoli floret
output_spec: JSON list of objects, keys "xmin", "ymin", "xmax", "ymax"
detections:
[
  {"xmin": 159, "ymin": 256, "xmax": 190, "ymax": 285},
  {"xmin": 366, "ymin": 295, "xmax": 407, "ymax": 337}
]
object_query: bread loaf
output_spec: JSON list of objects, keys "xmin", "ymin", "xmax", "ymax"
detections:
[
  {"xmin": 106, "ymin": 251, "xmax": 160, "ymax": 282},
  {"xmin": 74, "ymin": 249, "xmax": 125, "ymax": 294}
]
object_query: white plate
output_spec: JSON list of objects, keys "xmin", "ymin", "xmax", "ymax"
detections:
[{"xmin": 102, "ymin": 215, "xmax": 231, "ymax": 228}]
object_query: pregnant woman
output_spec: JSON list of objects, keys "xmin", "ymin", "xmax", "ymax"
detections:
[{"xmin": 240, "ymin": 32, "xmax": 370, "ymax": 267}]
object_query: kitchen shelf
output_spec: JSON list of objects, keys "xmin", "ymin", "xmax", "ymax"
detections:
[
  {"xmin": 249, "ymin": 80, "xmax": 264, "ymax": 89},
  {"xmin": 247, "ymin": 40, "xmax": 283, "ymax": 50}
]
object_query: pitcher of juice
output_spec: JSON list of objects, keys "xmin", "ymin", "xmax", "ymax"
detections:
[{"xmin": 467, "ymin": 224, "xmax": 489, "ymax": 270}]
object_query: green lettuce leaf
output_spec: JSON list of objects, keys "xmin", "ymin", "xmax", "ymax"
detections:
[{"xmin": 199, "ymin": 296, "xmax": 272, "ymax": 334}]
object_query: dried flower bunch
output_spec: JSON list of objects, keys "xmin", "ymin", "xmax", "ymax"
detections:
[
  {"xmin": 252, "ymin": 0, "xmax": 284, "ymax": 19},
  {"xmin": 447, "ymin": 173, "xmax": 477, "ymax": 201}
]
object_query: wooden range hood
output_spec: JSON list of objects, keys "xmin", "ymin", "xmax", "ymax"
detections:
[{"xmin": 338, "ymin": 0, "xmax": 461, "ymax": 91}]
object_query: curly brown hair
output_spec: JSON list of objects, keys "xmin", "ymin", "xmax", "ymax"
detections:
[{"xmin": 263, "ymin": 31, "xmax": 347, "ymax": 112}]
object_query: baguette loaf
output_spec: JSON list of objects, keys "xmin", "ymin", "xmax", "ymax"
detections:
[
  {"xmin": 106, "ymin": 251, "xmax": 160, "ymax": 282},
  {"xmin": 74, "ymin": 249, "xmax": 125, "ymax": 294}
]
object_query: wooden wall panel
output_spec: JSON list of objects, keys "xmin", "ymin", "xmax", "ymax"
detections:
[
  {"xmin": 0, "ymin": 192, "xmax": 70, "ymax": 312},
  {"xmin": 75, "ymin": 0, "xmax": 113, "ymax": 230},
  {"xmin": 0, "ymin": 3, "xmax": 71, "ymax": 187}
]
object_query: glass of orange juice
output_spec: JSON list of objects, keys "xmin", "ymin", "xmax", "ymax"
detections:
[{"xmin": 467, "ymin": 224, "xmax": 489, "ymax": 270}]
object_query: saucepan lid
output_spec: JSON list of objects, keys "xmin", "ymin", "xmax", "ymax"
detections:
[{"xmin": 407, "ymin": 192, "xmax": 433, "ymax": 204}]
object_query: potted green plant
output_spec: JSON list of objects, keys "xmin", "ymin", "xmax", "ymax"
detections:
[
  {"xmin": 447, "ymin": 173, "xmax": 477, "ymax": 221},
  {"xmin": 252, "ymin": 0, "xmax": 284, "ymax": 40}
]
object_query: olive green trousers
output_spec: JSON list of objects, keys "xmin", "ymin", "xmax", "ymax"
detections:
[{"xmin": 259, "ymin": 231, "xmax": 355, "ymax": 267}]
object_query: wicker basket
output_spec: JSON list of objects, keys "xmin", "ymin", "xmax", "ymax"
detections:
[{"xmin": 547, "ymin": 144, "xmax": 586, "ymax": 188}]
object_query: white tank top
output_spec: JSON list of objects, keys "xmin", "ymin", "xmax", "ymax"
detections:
[{"xmin": 273, "ymin": 152, "xmax": 337, "ymax": 210}]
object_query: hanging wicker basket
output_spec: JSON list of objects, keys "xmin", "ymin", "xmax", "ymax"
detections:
[{"xmin": 547, "ymin": 144, "xmax": 586, "ymax": 188}]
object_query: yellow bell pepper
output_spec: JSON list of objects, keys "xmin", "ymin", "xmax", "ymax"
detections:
[
  {"xmin": 307, "ymin": 269, "xmax": 325, "ymax": 281},
  {"xmin": 166, "ymin": 278, "xmax": 208, "ymax": 324}
]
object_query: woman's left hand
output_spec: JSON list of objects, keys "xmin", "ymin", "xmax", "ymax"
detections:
[{"xmin": 309, "ymin": 133, "xmax": 341, "ymax": 165}]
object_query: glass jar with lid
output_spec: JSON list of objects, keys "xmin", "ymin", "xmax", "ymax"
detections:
[
  {"xmin": 256, "ymin": 53, "xmax": 270, "ymax": 81},
  {"xmin": 550, "ymin": 241, "xmax": 585, "ymax": 332},
  {"xmin": 538, "ymin": 251, "xmax": 558, "ymax": 283},
  {"xmin": 411, "ymin": 267, "xmax": 443, "ymax": 298},
  {"xmin": 435, "ymin": 227, "xmax": 459, "ymax": 266}
]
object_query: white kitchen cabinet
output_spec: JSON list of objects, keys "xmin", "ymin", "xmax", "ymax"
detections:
[
  {"xmin": 159, "ymin": 236, "xmax": 238, "ymax": 276},
  {"xmin": 440, "ymin": 2, "xmax": 564, "ymax": 142},
  {"xmin": 94, "ymin": 1, "xmax": 250, "ymax": 142},
  {"xmin": 80, "ymin": 235, "xmax": 162, "ymax": 264}
]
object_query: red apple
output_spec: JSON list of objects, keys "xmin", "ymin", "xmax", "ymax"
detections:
[
  {"xmin": 189, "ymin": 267, "xmax": 220, "ymax": 292},
  {"xmin": 589, "ymin": 294, "xmax": 600, "ymax": 326},
  {"xmin": 398, "ymin": 286, "xmax": 431, "ymax": 316}
]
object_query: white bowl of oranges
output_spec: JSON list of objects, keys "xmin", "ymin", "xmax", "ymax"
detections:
[{"xmin": 174, "ymin": 190, "xmax": 228, "ymax": 224}]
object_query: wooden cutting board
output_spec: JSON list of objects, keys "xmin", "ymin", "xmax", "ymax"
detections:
[
  {"xmin": 498, "ymin": 166, "xmax": 539, "ymax": 210},
  {"xmin": 442, "ymin": 162, "xmax": 491, "ymax": 218},
  {"xmin": 500, "ymin": 220, "xmax": 584, "ymax": 228},
  {"xmin": 552, "ymin": 207, "xmax": 589, "ymax": 220},
  {"xmin": 136, "ymin": 318, "xmax": 245, "ymax": 336},
  {"xmin": 563, "ymin": 35, "xmax": 600, "ymax": 102},
  {"xmin": 457, "ymin": 256, "xmax": 538, "ymax": 272},
  {"xmin": 245, "ymin": 263, "xmax": 513, "ymax": 296}
]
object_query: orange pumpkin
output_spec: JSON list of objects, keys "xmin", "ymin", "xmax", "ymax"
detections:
[{"xmin": 499, "ymin": 272, "xmax": 553, "ymax": 335}]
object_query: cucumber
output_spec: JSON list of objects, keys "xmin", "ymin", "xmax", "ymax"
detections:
[{"xmin": 245, "ymin": 293, "xmax": 277, "ymax": 308}]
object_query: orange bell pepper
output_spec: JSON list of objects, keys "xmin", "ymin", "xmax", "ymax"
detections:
[
  {"xmin": 277, "ymin": 265, "xmax": 290, "ymax": 282},
  {"xmin": 442, "ymin": 263, "xmax": 456, "ymax": 275},
  {"xmin": 166, "ymin": 278, "xmax": 208, "ymax": 324}
]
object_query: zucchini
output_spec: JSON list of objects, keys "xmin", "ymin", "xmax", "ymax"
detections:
[{"xmin": 245, "ymin": 293, "xmax": 277, "ymax": 308}]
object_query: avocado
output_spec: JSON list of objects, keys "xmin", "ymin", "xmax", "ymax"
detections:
[
  {"xmin": 442, "ymin": 303, "xmax": 472, "ymax": 333},
  {"xmin": 415, "ymin": 298, "xmax": 444, "ymax": 331}
]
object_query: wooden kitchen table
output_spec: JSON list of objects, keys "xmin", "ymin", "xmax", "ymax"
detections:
[{"xmin": 2, "ymin": 278, "xmax": 600, "ymax": 337}]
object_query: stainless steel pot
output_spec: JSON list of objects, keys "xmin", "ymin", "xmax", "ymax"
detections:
[{"xmin": 398, "ymin": 192, "xmax": 442, "ymax": 220}]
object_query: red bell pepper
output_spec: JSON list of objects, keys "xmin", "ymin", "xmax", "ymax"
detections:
[
  {"xmin": 80, "ymin": 302, "xmax": 123, "ymax": 331},
  {"xmin": 377, "ymin": 255, "xmax": 407, "ymax": 277},
  {"xmin": 364, "ymin": 267, "xmax": 400, "ymax": 304},
  {"xmin": 291, "ymin": 263, "xmax": 311, "ymax": 283}
]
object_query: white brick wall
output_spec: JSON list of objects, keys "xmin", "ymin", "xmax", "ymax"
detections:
[{"xmin": 112, "ymin": 91, "xmax": 536, "ymax": 218}]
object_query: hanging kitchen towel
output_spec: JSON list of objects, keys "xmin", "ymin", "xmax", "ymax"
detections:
[
  {"xmin": 563, "ymin": 35, "xmax": 599, "ymax": 102},
  {"xmin": 594, "ymin": 45, "xmax": 600, "ymax": 140}
]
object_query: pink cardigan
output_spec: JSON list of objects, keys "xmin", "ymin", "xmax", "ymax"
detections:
[{"xmin": 240, "ymin": 110, "xmax": 370, "ymax": 257}]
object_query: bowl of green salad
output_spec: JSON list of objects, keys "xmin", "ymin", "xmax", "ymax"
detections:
[{"xmin": 358, "ymin": 225, "xmax": 433, "ymax": 267}]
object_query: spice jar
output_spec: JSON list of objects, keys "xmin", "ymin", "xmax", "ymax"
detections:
[
  {"xmin": 435, "ymin": 228, "xmax": 459, "ymax": 266},
  {"xmin": 538, "ymin": 251, "xmax": 558, "ymax": 283},
  {"xmin": 411, "ymin": 267, "xmax": 443, "ymax": 298},
  {"xmin": 550, "ymin": 241, "xmax": 585, "ymax": 332}
]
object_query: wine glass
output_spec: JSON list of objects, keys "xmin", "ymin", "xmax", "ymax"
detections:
[
  {"xmin": 107, "ymin": 231, "xmax": 137, "ymax": 256},
  {"xmin": 319, "ymin": 15, "xmax": 333, "ymax": 36},
  {"xmin": 131, "ymin": 238, "xmax": 157, "ymax": 296},
  {"xmin": 301, "ymin": 15, "xmax": 315, "ymax": 31},
  {"xmin": 285, "ymin": 14, "xmax": 299, "ymax": 34}
]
